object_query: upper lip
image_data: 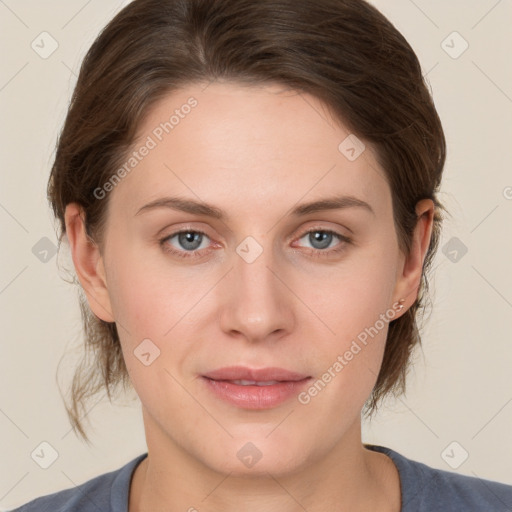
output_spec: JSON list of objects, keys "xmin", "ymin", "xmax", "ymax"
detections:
[{"xmin": 203, "ymin": 366, "xmax": 310, "ymax": 382}]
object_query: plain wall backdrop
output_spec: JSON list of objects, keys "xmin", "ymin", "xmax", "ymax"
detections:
[{"xmin": 1, "ymin": 0, "xmax": 511, "ymax": 508}]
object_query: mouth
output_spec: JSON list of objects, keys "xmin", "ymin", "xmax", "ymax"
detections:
[
  {"xmin": 224, "ymin": 379, "xmax": 282, "ymax": 386},
  {"xmin": 201, "ymin": 366, "xmax": 312, "ymax": 409}
]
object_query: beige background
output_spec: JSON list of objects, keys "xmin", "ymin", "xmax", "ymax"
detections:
[{"xmin": 1, "ymin": 0, "xmax": 511, "ymax": 508}]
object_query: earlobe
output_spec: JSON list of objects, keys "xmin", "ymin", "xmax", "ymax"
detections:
[
  {"xmin": 392, "ymin": 199, "xmax": 435, "ymax": 312},
  {"xmin": 64, "ymin": 203, "xmax": 115, "ymax": 323}
]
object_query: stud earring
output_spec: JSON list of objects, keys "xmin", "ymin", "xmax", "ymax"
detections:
[{"xmin": 397, "ymin": 298, "xmax": 406, "ymax": 311}]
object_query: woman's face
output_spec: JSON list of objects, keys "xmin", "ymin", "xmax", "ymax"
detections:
[{"xmin": 77, "ymin": 81, "xmax": 426, "ymax": 476}]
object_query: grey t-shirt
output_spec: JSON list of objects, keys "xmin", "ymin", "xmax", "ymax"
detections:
[{"xmin": 9, "ymin": 444, "xmax": 512, "ymax": 511}]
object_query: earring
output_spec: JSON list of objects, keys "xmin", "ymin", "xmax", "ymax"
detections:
[{"xmin": 397, "ymin": 298, "xmax": 406, "ymax": 311}]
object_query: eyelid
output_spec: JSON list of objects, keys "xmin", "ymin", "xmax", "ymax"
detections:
[
  {"xmin": 295, "ymin": 223, "xmax": 351, "ymax": 240},
  {"xmin": 288, "ymin": 221, "xmax": 352, "ymax": 244}
]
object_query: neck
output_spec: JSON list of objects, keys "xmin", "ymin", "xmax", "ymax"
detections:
[{"xmin": 129, "ymin": 413, "xmax": 401, "ymax": 512}]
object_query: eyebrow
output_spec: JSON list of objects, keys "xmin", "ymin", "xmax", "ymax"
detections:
[{"xmin": 135, "ymin": 194, "xmax": 375, "ymax": 219}]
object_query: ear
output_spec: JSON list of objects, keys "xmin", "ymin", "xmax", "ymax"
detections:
[
  {"xmin": 64, "ymin": 203, "xmax": 114, "ymax": 322},
  {"xmin": 392, "ymin": 198, "xmax": 435, "ymax": 312}
]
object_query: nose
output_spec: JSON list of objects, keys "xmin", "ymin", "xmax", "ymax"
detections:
[{"xmin": 218, "ymin": 242, "xmax": 295, "ymax": 344}]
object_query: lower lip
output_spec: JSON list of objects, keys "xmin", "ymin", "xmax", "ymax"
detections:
[{"xmin": 202, "ymin": 377, "xmax": 312, "ymax": 409}]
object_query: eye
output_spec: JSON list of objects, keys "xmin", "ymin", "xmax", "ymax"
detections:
[
  {"xmin": 294, "ymin": 228, "xmax": 351, "ymax": 256},
  {"xmin": 160, "ymin": 229, "xmax": 212, "ymax": 259},
  {"xmin": 159, "ymin": 226, "xmax": 352, "ymax": 260}
]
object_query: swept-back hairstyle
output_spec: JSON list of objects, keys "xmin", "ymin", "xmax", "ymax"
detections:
[{"xmin": 49, "ymin": 0, "xmax": 446, "ymax": 442}]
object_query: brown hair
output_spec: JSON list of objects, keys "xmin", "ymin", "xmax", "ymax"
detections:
[{"xmin": 49, "ymin": 0, "xmax": 446, "ymax": 442}]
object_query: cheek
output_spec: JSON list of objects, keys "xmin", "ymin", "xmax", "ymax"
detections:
[
  {"xmin": 106, "ymin": 258, "xmax": 195, "ymax": 408},
  {"xmin": 306, "ymin": 246, "xmax": 397, "ymax": 337},
  {"xmin": 104, "ymin": 248, "xmax": 215, "ymax": 389},
  {"xmin": 105, "ymin": 245, "xmax": 200, "ymax": 340},
  {"xmin": 298, "ymin": 248, "xmax": 397, "ymax": 401}
]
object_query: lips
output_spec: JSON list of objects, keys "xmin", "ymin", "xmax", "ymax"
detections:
[{"xmin": 201, "ymin": 366, "xmax": 312, "ymax": 409}]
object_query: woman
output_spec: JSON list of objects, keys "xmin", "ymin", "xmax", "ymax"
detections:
[{"xmin": 11, "ymin": 0, "xmax": 512, "ymax": 510}]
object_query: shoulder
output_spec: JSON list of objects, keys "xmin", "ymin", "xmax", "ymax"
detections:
[
  {"xmin": 8, "ymin": 453, "xmax": 148, "ymax": 512},
  {"xmin": 365, "ymin": 444, "xmax": 512, "ymax": 512}
]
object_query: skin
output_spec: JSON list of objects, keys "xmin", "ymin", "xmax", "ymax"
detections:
[{"xmin": 65, "ymin": 81, "xmax": 434, "ymax": 512}]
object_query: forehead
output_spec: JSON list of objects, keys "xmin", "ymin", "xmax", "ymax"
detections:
[{"xmin": 108, "ymin": 81, "xmax": 390, "ymax": 220}]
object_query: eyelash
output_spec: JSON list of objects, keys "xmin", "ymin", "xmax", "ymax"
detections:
[{"xmin": 159, "ymin": 227, "xmax": 352, "ymax": 260}]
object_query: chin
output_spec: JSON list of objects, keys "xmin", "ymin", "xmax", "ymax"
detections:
[{"xmin": 201, "ymin": 433, "xmax": 310, "ymax": 478}]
